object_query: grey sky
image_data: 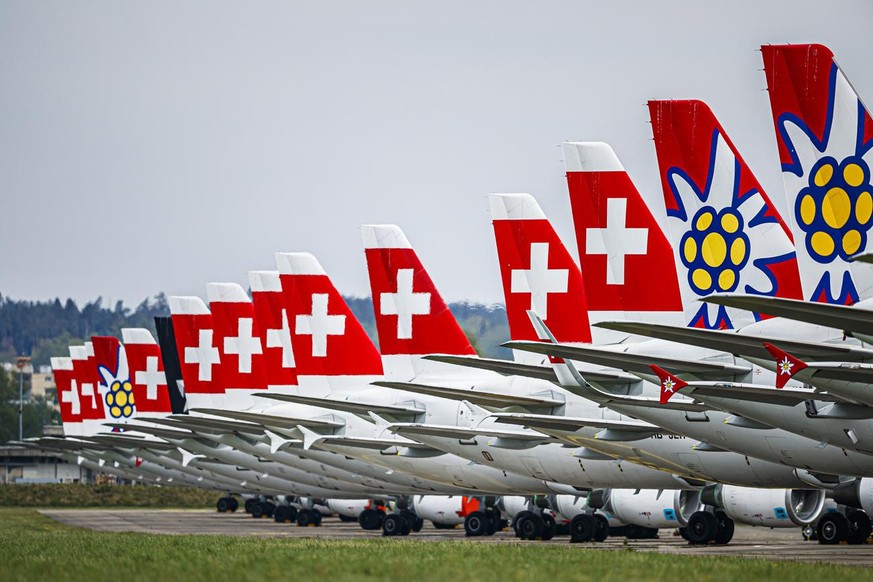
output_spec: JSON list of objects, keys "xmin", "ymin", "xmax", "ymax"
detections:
[{"xmin": 2, "ymin": 1, "xmax": 871, "ymax": 307}]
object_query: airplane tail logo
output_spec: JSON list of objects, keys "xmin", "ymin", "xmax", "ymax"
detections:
[
  {"xmin": 362, "ymin": 224, "xmax": 476, "ymax": 356},
  {"xmin": 92, "ymin": 336, "xmax": 135, "ymax": 420},
  {"xmin": 762, "ymin": 44, "xmax": 873, "ymax": 303},
  {"xmin": 489, "ymin": 193, "xmax": 592, "ymax": 344},
  {"xmin": 249, "ymin": 271, "xmax": 299, "ymax": 387},
  {"xmin": 563, "ymin": 141, "xmax": 684, "ymax": 320},
  {"xmin": 169, "ymin": 296, "xmax": 224, "ymax": 394},
  {"xmin": 276, "ymin": 252, "xmax": 384, "ymax": 377},
  {"xmin": 762, "ymin": 342, "xmax": 808, "ymax": 389},
  {"xmin": 122, "ymin": 328, "xmax": 173, "ymax": 413},
  {"xmin": 206, "ymin": 282, "xmax": 267, "ymax": 391},
  {"xmin": 649, "ymin": 99, "xmax": 804, "ymax": 328},
  {"xmin": 650, "ymin": 365, "xmax": 688, "ymax": 404}
]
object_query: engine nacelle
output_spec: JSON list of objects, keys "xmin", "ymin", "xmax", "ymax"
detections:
[
  {"xmin": 705, "ymin": 485, "xmax": 825, "ymax": 527},
  {"xmin": 832, "ymin": 478, "xmax": 873, "ymax": 515},
  {"xmin": 410, "ymin": 495, "xmax": 467, "ymax": 525},
  {"xmin": 598, "ymin": 489, "xmax": 703, "ymax": 528},
  {"xmin": 325, "ymin": 499, "xmax": 370, "ymax": 518}
]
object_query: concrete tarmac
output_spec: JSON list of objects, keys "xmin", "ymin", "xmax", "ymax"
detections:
[{"xmin": 40, "ymin": 509, "xmax": 873, "ymax": 567}]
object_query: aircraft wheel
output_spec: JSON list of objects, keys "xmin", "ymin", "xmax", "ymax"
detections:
[
  {"xmin": 817, "ymin": 513, "xmax": 849, "ymax": 545},
  {"xmin": 359, "ymin": 509, "xmax": 384, "ymax": 531},
  {"xmin": 382, "ymin": 513, "xmax": 405, "ymax": 537},
  {"xmin": 517, "ymin": 512, "xmax": 544, "ymax": 540},
  {"xmin": 686, "ymin": 511, "xmax": 718, "ymax": 545},
  {"xmin": 216, "ymin": 497, "xmax": 230, "ymax": 513},
  {"xmin": 402, "ymin": 510, "xmax": 423, "ymax": 532},
  {"xmin": 263, "ymin": 502, "xmax": 276, "ymax": 518},
  {"xmin": 228, "ymin": 497, "xmax": 239, "ymax": 512},
  {"xmin": 540, "ymin": 514, "xmax": 556, "ymax": 541},
  {"xmin": 464, "ymin": 511, "xmax": 489, "ymax": 537},
  {"xmin": 297, "ymin": 508, "xmax": 316, "ymax": 527},
  {"xmin": 569, "ymin": 514, "xmax": 596, "ymax": 543},
  {"xmin": 244, "ymin": 498, "xmax": 257, "ymax": 514},
  {"xmin": 250, "ymin": 502, "xmax": 265, "ymax": 519},
  {"xmin": 593, "ymin": 515, "xmax": 609, "ymax": 542},
  {"xmin": 273, "ymin": 505, "xmax": 291, "ymax": 524},
  {"xmin": 846, "ymin": 510, "xmax": 871, "ymax": 545},
  {"xmin": 313, "ymin": 510, "xmax": 323, "ymax": 526},
  {"xmin": 713, "ymin": 510, "xmax": 735, "ymax": 545}
]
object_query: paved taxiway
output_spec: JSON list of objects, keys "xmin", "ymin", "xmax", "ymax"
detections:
[{"xmin": 40, "ymin": 509, "xmax": 873, "ymax": 567}]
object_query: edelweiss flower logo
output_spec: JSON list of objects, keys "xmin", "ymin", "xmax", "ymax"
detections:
[
  {"xmin": 667, "ymin": 130, "xmax": 796, "ymax": 327},
  {"xmin": 98, "ymin": 345, "xmax": 136, "ymax": 420},
  {"xmin": 662, "ymin": 378, "xmax": 676, "ymax": 394},
  {"xmin": 778, "ymin": 357, "xmax": 794, "ymax": 376},
  {"xmin": 779, "ymin": 63, "xmax": 873, "ymax": 303}
]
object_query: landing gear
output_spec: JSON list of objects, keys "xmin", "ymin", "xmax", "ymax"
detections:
[
  {"xmin": 382, "ymin": 513, "xmax": 412, "ymax": 536},
  {"xmin": 515, "ymin": 511, "xmax": 545, "ymax": 540},
  {"xmin": 216, "ymin": 497, "xmax": 233, "ymax": 513},
  {"xmin": 273, "ymin": 505, "xmax": 297, "ymax": 524},
  {"xmin": 686, "ymin": 511, "xmax": 719, "ymax": 545},
  {"xmin": 817, "ymin": 512, "xmax": 849, "ymax": 545},
  {"xmin": 244, "ymin": 498, "xmax": 258, "ymax": 514},
  {"xmin": 401, "ymin": 510, "xmax": 424, "ymax": 533},
  {"xmin": 464, "ymin": 511, "xmax": 490, "ymax": 537},
  {"xmin": 713, "ymin": 510, "xmax": 735, "ymax": 545},
  {"xmin": 297, "ymin": 508, "xmax": 322, "ymax": 527},
  {"xmin": 846, "ymin": 510, "xmax": 872, "ymax": 545},
  {"xmin": 359, "ymin": 508, "xmax": 385, "ymax": 531},
  {"xmin": 593, "ymin": 515, "xmax": 609, "ymax": 542},
  {"xmin": 570, "ymin": 514, "xmax": 596, "ymax": 543}
]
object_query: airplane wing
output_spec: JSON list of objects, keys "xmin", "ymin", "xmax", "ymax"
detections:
[
  {"xmin": 102, "ymin": 422, "xmax": 194, "ymax": 441},
  {"xmin": 491, "ymin": 413, "xmax": 673, "ymax": 434},
  {"xmin": 86, "ymin": 434, "xmax": 177, "ymax": 451},
  {"xmin": 594, "ymin": 321, "xmax": 873, "ymax": 362},
  {"xmin": 371, "ymin": 380, "xmax": 564, "ymax": 409},
  {"xmin": 190, "ymin": 408, "xmax": 344, "ymax": 430},
  {"xmin": 254, "ymin": 393, "xmax": 425, "ymax": 419},
  {"xmin": 704, "ymin": 294, "xmax": 873, "ymax": 336},
  {"xmin": 422, "ymin": 354, "xmax": 640, "ymax": 385},
  {"xmin": 684, "ymin": 382, "xmax": 852, "ymax": 406},
  {"xmin": 389, "ymin": 423, "xmax": 550, "ymax": 441},
  {"xmin": 315, "ymin": 435, "xmax": 437, "ymax": 451},
  {"xmin": 504, "ymin": 340, "xmax": 750, "ymax": 377},
  {"xmin": 150, "ymin": 416, "xmax": 265, "ymax": 436}
]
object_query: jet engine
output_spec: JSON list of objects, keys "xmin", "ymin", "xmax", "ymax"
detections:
[
  {"xmin": 590, "ymin": 488, "xmax": 703, "ymax": 528},
  {"xmin": 702, "ymin": 484, "xmax": 826, "ymax": 527}
]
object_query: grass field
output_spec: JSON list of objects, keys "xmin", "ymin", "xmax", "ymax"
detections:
[
  {"xmin": 2, "ymin": 509, "xmax": 872, "ymax": 582},
  {"xmin": 0, "ymin": 483, "xmax": 216, "ymax": 508}
]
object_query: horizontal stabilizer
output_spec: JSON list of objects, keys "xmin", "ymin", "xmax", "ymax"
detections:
[
  {"xmin": 595, "ymin": 321, "xmax": 873, "ymax": 362},
  {"xmin": 705, "ymin": 294, "xmax": 873, "ymax": 337},
  {"xmin": 372, "ymin": 380, "xmax": 564, "ymax": 409},
  {"xmin": 491, "ymin": 413, "xmax": 675, "ymax": 435},
  {"xmin": 504, "ymin": 340, "xmax": 750, "ymax": 377},
  {"xmin": 254, "ymin": 393, "xmax": 424, "ymax": 419},
  {"xmin": 685, "ymin": 381, "xmax": 849, "ymax": 406},
  {"xmin": 190, "ymin": 408, "xmax": 344, "ymax": 430},
  {"xmin": 316, "ymin": 435, "xmax": 436, "ymax": 451},
  {"xmin": 152, "ymin": 416, "xmax": 265, "ymax": 436},
  {"xmin": 390, "ymin": 423, "xmax": 549, "ymax": 442},
  {"xmin": 423, "ymin": 354, "xmax": 638, "ymax": 384}
]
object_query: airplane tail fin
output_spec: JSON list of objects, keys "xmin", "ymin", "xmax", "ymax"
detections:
[
  {"xmin": 648, "ymin": 99, "xmax": 804, "ymax": 329},
  {"xmin": 488, "ymin": 193, "xmax": 592, "ymax": 355},
  {"xmin": 649, "ymin": 364, "xmax": 688, "ymax": 405},
  {"xmin": 275, "ymin": 252, "xmax": 384, "ymax": 386},
  {"xmin": 122, "ymin": 327, "xmax": 174, "ymax": 414},
  {"xmin": 562, "ymin": 141, "xmax": 684, "ymax": 329},
  {"xmin": 69, "ymin": 342, "xmax": 105, "ymax": 433},
  {"xmin": 362, "ymin": 224, "xmax": 476, "ymax": 378},
  {"xmin": 762, "ymin": 342, "xmax": 808, "ymax": 389},
  {"xmin": 762, "ymin": 44, "xmax": 873, "ymax": 303},
  {"xmin": 52, "ymin": 356, "xmax": 80, "ymax": 435},
  {"xmin": 248, "ymin": 270, "xmax": 299, "ymax": 389},
  {"xmin": 169, "ymin": 296, "xmax": 224, "ymax": 407}
]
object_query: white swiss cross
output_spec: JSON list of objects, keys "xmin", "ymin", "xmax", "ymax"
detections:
[
  {"xmin": 296, "ymin": 293, "xmax": 345, "ymax": 357},
  {"xmin": 223, "ymin": 318, "xmax": 263, "ymax": 374},
  {"xmin": 135, "ymin": 356, "xmax": 166, "ymax": 400},
  {"xmin": 510, "ymin": 242, "xmax": 569, "ymax": 319},
  {"xmin": 80, "ymin": 377, "xmax": 96, "ymax": 408},
  {"xmin": 585, "ymin": 198, "xmax": 648, "ymax": 285},
  {"xmin": 380, "ymin": 269, "xmax": 431, "ymax": 339},
  {"xmin": 266, "ymin": 309, "xmax": 296, "ymax": 368},
  {"xmin": 185, "ymin": 328, "xmax": 221, "ymax": 381},
  {"xmin": 61, "ymin": 378, "xmax": 81, "ymax": 415}
]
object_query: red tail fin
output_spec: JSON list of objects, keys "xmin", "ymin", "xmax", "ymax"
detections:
[
  {"xmin": 650, "ymin": 364, "xmax": 688, "ymax": 405},
  {"xmin": 169, "ymin": 296, "xmax": 223, "ymax": 394},
  {"xmin": 249, "ymin": 271, "xmax": 298, "ymax": 387},
  {"xmin": 762, "ymin": 342, "xmax": 808, "ymax": 389},
  {"xmin": 52, "ymin": 357, "xmax": 80, "ymax": 428},
  {"xmin": 489, "ymin": 193, "xmax": 591, "ymax": 343},
  {"xmin": 122, "ymin": 328, "xmax": 173, "ymax": 413},
  {"xmin": 206, "ymin": 283, "xmax": 267, "ymax": 391},
  {"xmin": 362, "ymin": 224, "xmax": 475, "ymax": 356},
  {"xmin": 563, "ymin": 142, "xmax": 683, "ymax": 318},
  {"xmin": 275, "ymin": 252, "xmax": 383, "ymax": 377}
]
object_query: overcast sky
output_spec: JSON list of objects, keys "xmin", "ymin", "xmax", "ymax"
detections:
[{"xmin": 2, "ymin": 1, "xmax": 871, "ymax": 308}]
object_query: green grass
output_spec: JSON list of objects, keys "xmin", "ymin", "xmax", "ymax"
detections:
[
  {"xmin": 0, "ymin": 483, "xmax": 217, "ymax": 508},
  {"xmin": 1, "ymin": 509, "xmax": 872, "ymax": 582}
]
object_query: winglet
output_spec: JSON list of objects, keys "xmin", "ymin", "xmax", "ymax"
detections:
[
  {"xmin": 650, "ymin": 365, "xmax": 688, "ymax": 404},
  {"xmin": 763, "ymin": 342, "xmax": 808, "ymax": 389},
  {"xmin": 264, "ymin": 429, "xmax": 293, "ymax": 455},
  {"xmin": 526, "ymin": 310, "xmax": 589, "ymax": 389},
  {"xmin": 177, "ymin": 447, "xmax": 205, "ymax": 467}
]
